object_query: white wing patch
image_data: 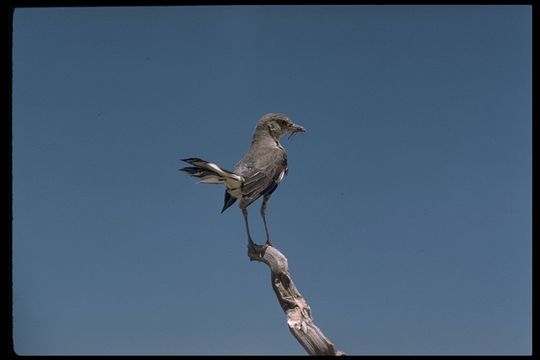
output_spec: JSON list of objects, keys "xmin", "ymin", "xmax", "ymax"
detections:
[{"xmin": 277, "ymin": 169, "xmax": 286, "ymax": 183}]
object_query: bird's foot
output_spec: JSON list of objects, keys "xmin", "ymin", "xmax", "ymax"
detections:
[{"xmin": 247, "ymin": 239, "xmax": 268, "ymax": 259}]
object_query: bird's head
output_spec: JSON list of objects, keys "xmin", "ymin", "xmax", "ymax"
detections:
[{"xmin": 257, "ymin": 113, "xmax": 306, "ymax": 141}]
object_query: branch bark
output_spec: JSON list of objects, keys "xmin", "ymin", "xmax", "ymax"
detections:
[{"xmin": 247, "ymin": 243, "xmax": 345, "ymax": 356}]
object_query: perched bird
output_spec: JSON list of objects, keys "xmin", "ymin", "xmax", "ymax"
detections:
[{"xmin": 180, "ymin": 113, "xmax": 306, "ymax": 248}]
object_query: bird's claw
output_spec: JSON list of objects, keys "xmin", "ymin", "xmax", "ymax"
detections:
[{"xmin": 247, "ymin": 239, "xmax": 268, "ymax": 258}]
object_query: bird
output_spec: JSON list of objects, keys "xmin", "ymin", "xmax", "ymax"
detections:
[{"xmin": 179, "ymin": 113, "xmax": 306, "ymax": 250}]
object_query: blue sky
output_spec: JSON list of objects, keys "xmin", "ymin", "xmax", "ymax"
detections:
[{"xmin": 12, "ymin": 5, "xmax": 531, "ymax": 355}]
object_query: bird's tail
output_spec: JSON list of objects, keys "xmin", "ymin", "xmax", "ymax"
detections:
[{"xmin": 179, "ymin": 157, "xmax": 244, "ymax": 196}]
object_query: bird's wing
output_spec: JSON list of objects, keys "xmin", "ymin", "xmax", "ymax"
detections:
[{"xmin": 238, "ymin": 149, "xmax": 288, "ymax": 208}]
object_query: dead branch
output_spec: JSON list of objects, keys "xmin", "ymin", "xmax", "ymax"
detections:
[{"xmin": 247, "ymin": 243, "xmax": 345, "ymax": 356}]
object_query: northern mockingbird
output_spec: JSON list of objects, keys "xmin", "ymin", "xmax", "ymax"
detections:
[{"xmin": 180, "ymin": 113, "xmax": 306, "ymax": 249}]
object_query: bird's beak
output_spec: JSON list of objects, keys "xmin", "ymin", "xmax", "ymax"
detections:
[
  {"xmin": 289, "ymin": 123, "xmax": 306, "ymax": 133},
  {"xmin": 287, "ymin": 123, "xmax": 306, "ymax": 140}
]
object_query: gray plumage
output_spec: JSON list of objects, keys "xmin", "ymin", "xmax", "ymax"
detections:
[{"xmin": 180, "ymin": 113, "xmax": 306, "ymax": 247}]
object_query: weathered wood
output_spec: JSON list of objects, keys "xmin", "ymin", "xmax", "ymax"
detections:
[{"xmin": 247, "ymin": 243, "xmax": 345, "ymax": 356}]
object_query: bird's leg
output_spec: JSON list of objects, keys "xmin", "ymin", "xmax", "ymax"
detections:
[
  {"xmin": 243, "ymin": 207, "xmax": 267, "ymax": 257},
  {"xmin": 241, "ymin": 207, "xmax": 255, "ymax": 246},
  {"xmin": 260, "ymin": 194, "xmax": 273, "ymax": 247}
]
